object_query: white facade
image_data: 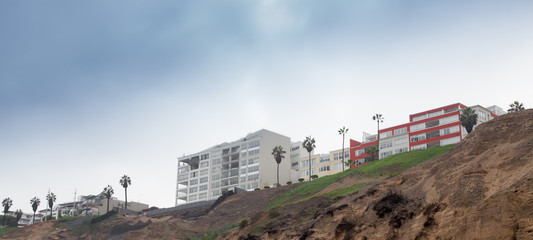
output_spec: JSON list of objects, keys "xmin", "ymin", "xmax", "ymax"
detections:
[{"xmin": 176, "ymin": 129, "xmax": 291, "ymax": 205}]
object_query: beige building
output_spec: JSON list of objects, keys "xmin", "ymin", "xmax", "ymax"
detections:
[
  {"xmin": 298, "ymin": 148, "xmax": 350, "ymax": 179},
  {"xmin": 176, "ymin": 129, "xmax": 292, "ymax": 205}
]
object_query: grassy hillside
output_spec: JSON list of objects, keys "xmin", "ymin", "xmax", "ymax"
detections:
[{"xmin": 267, "ymin": 144, "xmax": 454, "ymax": 210}]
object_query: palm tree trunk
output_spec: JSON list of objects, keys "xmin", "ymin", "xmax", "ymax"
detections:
[
  {"xmin": 277, "ymin": 163, "xmax": 280, "ymax": 186},
  {"xmin": 308, "ymin": 152, "xmax": 312, "ymax": 181},
  {"xmin": 377, "ymin": 121, "xmax": 380, "ymax": 159},
  {"xmin": 3, "ymin": 213, "xmax": 5, "ymax": 226},
  {"xmin": 124, "ymin": 188, "xmax": 128, "ymax": 216},
  {"xmin": 342, "ymin": 134, "xmax": 345, "ymax": 171},
  {"xmin": 32, "ymin": 212, "xmax": 35, "ymax": 224},
  {"xmin": 107, "ymin": 197, "xmax": 110, "ymax": 213}
]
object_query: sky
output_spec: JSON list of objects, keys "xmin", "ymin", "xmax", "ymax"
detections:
[{"xmin": 1, "ymin": 0, "xmax": 532, "ymax": 213}]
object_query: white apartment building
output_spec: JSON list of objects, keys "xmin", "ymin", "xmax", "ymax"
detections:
[{"xmin": 176, "ymin": 129, "xmax": 291, "ymax": 205}]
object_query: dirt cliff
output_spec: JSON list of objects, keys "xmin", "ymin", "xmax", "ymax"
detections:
[
  {"xmin": 227, "ymin": 109, "xmax": 533, "ymax": 239},
  {"xmin": 3, "ymin": 109, "xmax": 532, "ymax": 240}
]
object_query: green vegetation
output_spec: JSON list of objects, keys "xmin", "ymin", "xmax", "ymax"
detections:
[
  {"xmin": 0, "ymin": 226, "xmax": 18, "ymax": 237},
  {"xmin": 508, "ymin": 100, "xmax": 525, "ymax": 113},
  {"xmin": 460, "ymin": 107, "xmax": 478, "ymax": 133},
  {"xmin": 239, "ymin": 219, "xmax": 248, "ymax": 229},
  {"xmin": 357, "ymin": 144, "xmax": 454, "ymax": 177},
  {"xmin": 187, "ymin": 223, "xmax": 239, "ymax": 240},
  {"xmin": 266, "ymin": 145, "xmax": 454, "ymax": 210}
]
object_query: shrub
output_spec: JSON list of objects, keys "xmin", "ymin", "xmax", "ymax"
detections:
[
  {"xmin": 254, "ymin": 188, "xmax": 261, "ymax": 191},
  {"xmin": 239, "ymin": 219, "xmax": 249, "ymax": 229},
  {"xmin": 298, "ymin": 178, "xmax": 304, "ymax": 182},
  {"xmin": 275, "ymin": 183, "xmax": 281, "ymax": 187},
  {"xmin": 264, "ymin": 186, "xmax": 270, "ymax": 189},
  {"xmin": 268, "ymin": 210, "xmax": 281, "ymax": 219},
  {"xmin": 1, "ymin": 215, "xmax": 18, "ymax": 227},
  {"xmin": 311, "ymin": 174, "xmax": 319, "ymax": 180},
  {"xmin": 286, "ymin": 181, "xmax": 292, "ymax": 185}
]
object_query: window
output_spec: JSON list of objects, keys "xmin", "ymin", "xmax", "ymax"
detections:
[
  {"xmin": 248, "ymin": 173, "xmax": 259, "ymax": 181},
  {"xmin": 211, "ymin": 150, "xmax": 221, "ymax": 158},
  {"xmin": 200, "ymin": 177, "xmax": 208, "ymax": 183},
  {"xmin": 241, "ymin": 152, "xmax": 247, "ymax": 158},
  {"xmin": 240, "ymin": 168, "xmax": 246, "ymax": 174},
  {"xmin": 189, "ymin": 179, "xmax": 198, "ymax": 185},
  {"xmin": 200, "ymin": 161, "xmax": 209, "ymax": 168},
  {"xmin": 199, "ymin": 184, "xmax": 208, "ymax": 191},
  {"xmin": 411, "ymin": 144, "xmax": 427, "ymax": 150},
  {"xmin": 211, "ymin": 166, "xmax": 221, "ymax": 173},
  {"xmin": 440, "ymin": 125, "xmax": 460, "ymax": 135},
  {"xmin": 248, "ymin": 149, "xmax": 260, "ymax": 156},
  {"xmin": 241, "ymin": 144, "xmax": 247, "ymax": 150},
  {"xmin": 394, "ymin": 138, "xmax": 409, "ymax": 146},
  {"xmin": 190, "ymin": 171, "xmax": 198, "ymax": 178},
  {"xmin": 189, "ymin": 195, "xmax": 197, "ymax": 201},
  {"xmin": 441, "ymin": 136, "xmax": 460, "ymax": 145},
  {"xmin": 319, "ymin": 165, "xmax": 330, "ymax": 172},
  {"xmin": 300, "ymin": 159, "xmax": 316, "ymax": 167},
  {"xmin": 428, "ymin": 110, "xmax": 443, "ymax": 118},
  {"xmin": 395, "ymin": 148, "xmax": 408, "ymax": 154},
  {"xmin": 211, "ymin": 182, "xmax": 220, "ymax": 188},
  {"xmin": 230, "ymin": 177, "xmax": 238, "ymax": 185},
  {"xmin": 211, "ymin": 174, "xmax": 220, "ymax": 181},
  {"xmin": 355, "ymin": 149, "xmax": 364, "ymax": 156},
  {"xmin": 200, "ymin": 169, "xmax": 209, "ymax": 176},
  {"xmin": 380, "ymin": 131, "xmax": 392, "ymax": 139},
  {"xmin": 248, "ymin": 141, "xmax": 260, "ymax": 148},
  {"xmin": 345, "ymin": 151, "xmax": 350, "ymax": 158},
  {"xmin": 412, "ymin": 115, "xmax": 427, "ymax": 122},
  {"xmin": 320, "ymin": 155, "xmax": 330, "ymax": 162},
  {"xmin": 178, "ymin": 174, "xmax": 188, "ymax": 181},
  {"xmin": 247, "ymin": 182, "xmax": 259, "ymax": 190},
  {"xmin": 380, "ymin": 151, "xmax": 393, "ymax": 159},
  {"xmin": 248, "ymin": 165, "xmax": 259, "ymax": 173},
  {"xmin": 291, "ymin": 146, "xmax": 300, "ymax": 151},
  {"xmin": 248, "ymin": 158, "xmax": 259, "ymax": 165},
  {"xmin": 440, "ymin": 116, "xmax": 458, "ymax": 125},
  {"xmin": 333, "ymin": 163, "xmax": 343, "ymax": 170},
  {"xmin": 410, "ymin": 134, "xmax": 426, "ymax": 143},
  {"xmin": 241, "ymin": 176, "xmax": 246, "ymax": 182},
  {"xmin": 199, "ymin": 192, "xmax": 207, "ymax": 199},
  {"xmin": 189, "ymin": 187, "xmax": 197, "ymax": 193},
  {"xmin": 380, "ymin": 141, "xmax": 392, "ymax": 149},
  {"xmin": 241, "ymin": 160, "xmax": 247, "ymax": 166},
  {"xmin": 394, "ymin": 127, "xmax": 408, "ymax": 135},
  {"xmin": 410, "ymin": 123, "xmax": 425, "ymax": 132},
  {"xmin": 200, "ymin": 153, "xmax": 209, "ymax": 160},
  {"xmin": 178, "ymin": 166, "xmax": 189, "ymax": 174},
  {"xmin": 211, "ymin": 158, "xmax": 221, "ymax": 165},
  {"xmin": 211, "ymin": 190, "xmax": 220, "ymax": 197}
]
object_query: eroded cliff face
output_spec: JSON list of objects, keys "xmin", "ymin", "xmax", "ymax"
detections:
[
  {"xmin": 4, "ymin": 110, "xmax": 533, "ymax": 240},
  {"xmin": 227, "ymin": 110, "xmax": 533, "ymax": 240}
]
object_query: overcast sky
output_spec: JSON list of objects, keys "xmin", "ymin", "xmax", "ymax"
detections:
[{"xmin": 1, "ymin": 0, "xmax": 532, "ymax": 213}]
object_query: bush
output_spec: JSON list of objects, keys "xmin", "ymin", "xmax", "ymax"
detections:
[
  {"xmin": 1, "ymin": 215, "xmax": 18, "ymax": 227},
  {"xmin": 239, "ymin": 219, "xmax": 249, "ymax": 229},
  {"xmin": 264, "ymin": 186, "xmax": 270, "ymax": 189},
  {"xmin": 286, "ymin": 181, "xmax": 292, "ymax": 185},
  {"xmin": 275, "ymin": 183, "xmax": 281, "ymax": 187},
  {"xmin": 268, "ymin": 210, "xmax": 281, "ymax": 219},
  {"xmin": 298, "ymin": 178, "xmax": 304, "ymax": 182},
  {"xmin": 254, "ymin": 188, "xmax": 261, "ymax": 191},
  {"xmin": 311, "ymin": 174, "xmax": 319, "ymax": 180}
]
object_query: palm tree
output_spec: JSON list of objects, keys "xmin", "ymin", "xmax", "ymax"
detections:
[
  {"xmin": 302, "ymin": 136, "xmax": 316, "ymax": 181},
  {"xmin": 15, "ymin": 209, "xmax": 23, "ymax": 224},
  {"xmin": 372, "ymin": 114, "xmax": 384, "ymax": 155},
  {"xmin": 365, "ymin": 146, "xmax": 379, "ymax": 161},
  {"xmin": 2, "ymin": 197, "xmax": 13, "ymax": 226},
  {"xmin": 460, "ymin": 107, "xmax": 478, "ymax": 134},
  {"xmin": 120, "ymin": 175, "xmax": 131, "ymax": 215},
  {"xmin": 271, "ymin": 145, "xmax": 286, "ymax": 187},
  {"xmin": 508, "ymin": 101, "xmax": 525, "ymax": 113},
  {"xmin": 30, "ymin": 197, "xmax": 40, "ymax": 224},
  {"xmin": 101, "ymin": 185, "xmax": 114, "ymax": 213},
  {"xmin": 338, "ymin": 127, "xmax": 349, "ymax": 171},
  {"xmin": 46, "ymin": 192, "xmax": 56, "ymax": 221}
]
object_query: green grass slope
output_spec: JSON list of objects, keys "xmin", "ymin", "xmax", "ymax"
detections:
[{"xmin": 267, "ymin": 144, "xmax": 454, "ymax": 210}]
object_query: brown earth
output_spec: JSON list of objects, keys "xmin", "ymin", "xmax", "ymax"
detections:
[{"xmin": 4, "ymin": 109, "xmax": 533, "ymax": 240}]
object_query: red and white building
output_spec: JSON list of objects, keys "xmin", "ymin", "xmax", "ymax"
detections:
[{"xmin": 349, "ymin": 103, "xmax": 503, "ymax": 166}]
